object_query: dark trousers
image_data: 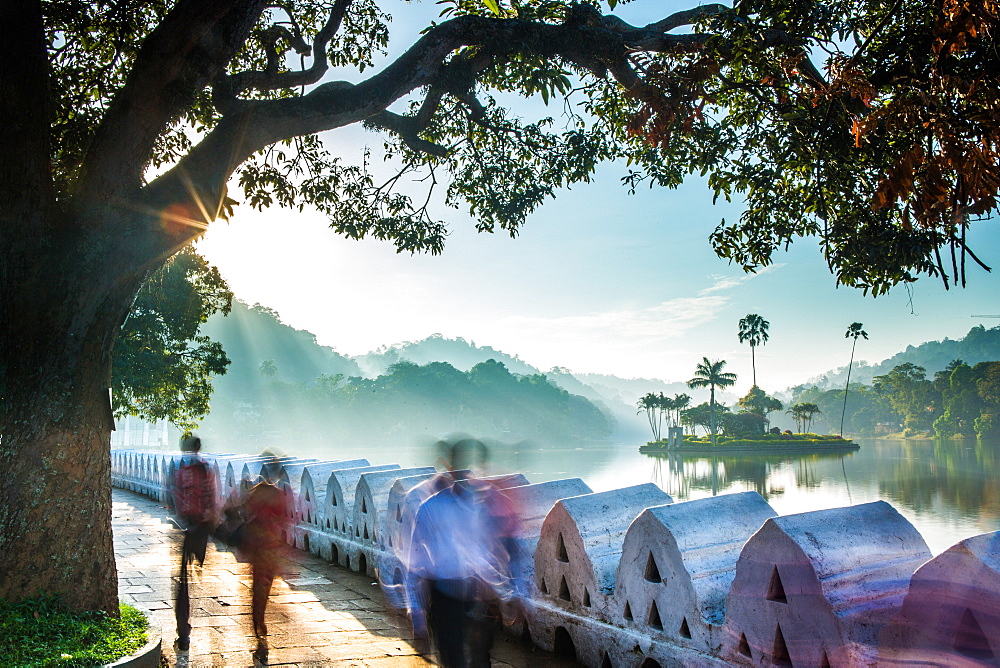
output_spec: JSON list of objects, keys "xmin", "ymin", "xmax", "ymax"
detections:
[
  {"xmin": 174, "ymin": 522, "xmax": 210, "ymax": 639},
  {"xmin": 429, "ymin": 581, "xmax": 471, "ymax": 668},
  {"xmin": 251, "ymin": 565, "xmax": 276, "ymax": 638}
]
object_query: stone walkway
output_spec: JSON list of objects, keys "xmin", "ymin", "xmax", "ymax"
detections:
[{"xmin": 113, "ymin": 489, "xmax": 579, "ymax": 667}]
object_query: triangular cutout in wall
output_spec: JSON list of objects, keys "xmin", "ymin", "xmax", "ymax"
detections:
[
  {"xmin": 738, "ymin": 632, "xmax": 752, "ymax": 658},
  {"xmin": 601, "ymin": 652, "xmax": 613, "ymax": 668},
  {"xmin": 954, "ymin": 607, "xmax": 995, "ymax": 660},
  {"xmin": 624, "ymin": 601, "xmax": 633, "ymax": 621},
  {"xmin": 558, "ymin": 575, "xmax": 572, "ymax": 602},
  {"xmin": 583, "ymin": 588, "xmax": 591, "ymax": 607},
  {"xmin": 767, "ymin": 565, "xmax": 788, "ymax": 603},
  {"xmin": 557, "ymin": 533, "xmax": 569, "ymax": 562},
  {"xmin": 644, "ymin": 552, "xmax": 662, "ymax": 583},
  {"xmin": 772, "ymin": 624, "xmax": 793, "ymax": 666},
  {"xmin": 679, "ymin": 617, "xmax": 691, "ymax": 639},
  {"xmin": 647, "ymin": 600, "xmax": 663, "ymax": 630}
]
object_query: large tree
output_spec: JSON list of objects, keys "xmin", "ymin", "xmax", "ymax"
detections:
[{"xmin": 1, "ymin": 0, "xmax": 997, "ymax": 613}]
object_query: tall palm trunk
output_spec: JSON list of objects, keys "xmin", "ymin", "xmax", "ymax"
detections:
[
  {"xmin": 840, "ymin": 340, "xmax": 858, "ymax": 436},
  {"xmin": 709, "ymin": 386, "xmax": 717, "ymax": 444},
  {"xmin": 751, "ymin": 346, "xmax": 757, "ymax": 387}
]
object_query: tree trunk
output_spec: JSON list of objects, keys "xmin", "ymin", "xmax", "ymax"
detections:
[
  {"xmin": 0, "ymin": 223, "xmax": 153, "ymax": 613},
  {"xmin": 709, "ymin": 387, "xmax": 717, "ymax": 445},
  {"xmin": 841, "ymin": 341, "xmax": 857, "ymax": 437}
]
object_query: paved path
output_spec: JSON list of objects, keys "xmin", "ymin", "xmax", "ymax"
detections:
[{"xmin": 113, "ymin": 489, "xmax": 578, "ymax": 667}]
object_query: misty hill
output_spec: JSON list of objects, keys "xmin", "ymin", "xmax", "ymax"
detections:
[
  {"xmin": 201, "ymin": 300, "xmax": 360, "ymax": 401},
  {"xmin": 355, "ymin": 334, "xmax": 539, "ymax": 377},
  {"xmin": 196, "ymin": 305, "xmax": 742, "ymax": 443},
  {"xmin": 351, "ymin": 336, "xmax": 730, "ymax": 438},
  {"xmin": 793, "ymin": 325, "xmax": 1000, "ymax": 391},
  {"xmin": 198, "ymin": 357, "xmax": 613, "ymax": 449}
]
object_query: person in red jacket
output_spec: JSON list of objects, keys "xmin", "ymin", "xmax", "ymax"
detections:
[{"xmin": 239, "ymin": 476, "xmax": 292, "ymax": 662}]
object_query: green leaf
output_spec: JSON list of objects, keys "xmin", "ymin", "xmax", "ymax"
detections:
[{"xmin": 483, "ymin": 0, "xmax": 501, "ymax": 14}]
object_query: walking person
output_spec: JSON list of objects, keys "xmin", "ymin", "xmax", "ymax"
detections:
[
  {"xmin": 403, "ymin": 438, "xmax": 516, "ymax": 667},
  {"xmin": 239, "ymin": 475, "xmax": 292, "ymax": 664},
  {"xmin": 169, "ymin": 433, "xmax": 218, "ymax": 651}
]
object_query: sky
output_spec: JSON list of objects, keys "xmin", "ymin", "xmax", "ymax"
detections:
[{"xmin": 196, "ymin": 0, "xmax": 1000, "ymax": 396}]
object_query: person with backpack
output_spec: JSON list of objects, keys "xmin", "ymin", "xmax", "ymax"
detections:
[{"xmin": 169, "ymin": 433, "xmax": 218, "ymax": 651}]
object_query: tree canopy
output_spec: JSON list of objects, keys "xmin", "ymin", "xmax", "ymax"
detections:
[
  {"xmin": 111, "ymin": 246, "xmax": 233, "ymax": 429},
  {"xmin": 14, "ymin": 0, "xmax": 998, "ymax": 291}
]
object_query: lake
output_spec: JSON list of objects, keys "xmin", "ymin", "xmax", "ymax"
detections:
[{"xmin": 268, "ymin": 436, "xmax": 1000, "ymax": 556}]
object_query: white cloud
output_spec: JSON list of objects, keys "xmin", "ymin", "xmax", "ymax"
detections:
[{"xmin": 699, "ymin": 264, "xmax": 784, "ymax": 295}]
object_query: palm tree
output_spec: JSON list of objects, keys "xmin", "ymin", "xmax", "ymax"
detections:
[
  {"xmin": 687, "ymin": 358, "xmax": 738, "ymax": 444},
  {"xmin": 787, "ymin": 401, "xmax": 821, "ymax": 433},
  {"xmin": 637, "ymin": 392, "xmax": 662, "ymax": 441},
  {"xmin": 841, "ymin": 323, "xmax": 869, "ymax": 435},
  {"xmin": 258, "ymin": 359, "xmax": 278, "ymax": 378},
  {"xmin": 802, "ymin": 402, "xmax": 821, "ymax": 433},
  {"xmin": 671, "ymin": 393, "xmax": 691, "ymax": 429},
  {"xmin": 738, "ymin": 314, "xmax": 770, "ymax": 387},
  {"xmin": 787, "ymin": 404, "xmax": 807, "ymax": 432}
]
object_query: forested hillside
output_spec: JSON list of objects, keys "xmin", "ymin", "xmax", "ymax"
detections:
[
  {"xmin": 354, "ymin": 334, "xmax": 538, "ymax": 377},
  {"xmin": 199, "ymin": 357, "xmax": 613, "ymax": 449},
  {"xmin": 200, "ymin": 301, "xmax": 360, "ymax": 399},
  {"xmin": 198, "ymin": 303, "xmax": 614, "ymax": 447},
  {"xmin": 796, "ymin": 326, "xmax": 1000, "ymax": 390},
  {"xmin": 787, "ymin": 360, "xmax": 1000, "ymax": 439}
]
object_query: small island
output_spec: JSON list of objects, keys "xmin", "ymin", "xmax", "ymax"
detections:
[{"xmin": 640, "ymin": 433, "xmax": 859, "ymax": 455}]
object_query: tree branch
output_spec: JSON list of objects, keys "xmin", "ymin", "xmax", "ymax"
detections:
[
  {"xmin": 213, "ymin": 0, "xmax": 353, "ymax": 112},
  {"xmin": 78, "ymin": 0, "xmax": 268, "ymax": 206},
  {"xmin": 367, "ymin": 109, "xmax": 449, "ymax": 158},
  {"xmin": 643, "ymin": 4, "xmax": 730, "ymax": 33},
  {"xmin": 141, "ymin": 10, "xmax": 801, "ymax": 250}
]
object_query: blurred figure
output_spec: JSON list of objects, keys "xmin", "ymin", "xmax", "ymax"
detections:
[
  {"xmin": 169, "ymin": 433, "xmax": 218, "ymax": 652},
  {"xmin": 403, "ymin": 438, "xmax": 524, "ymax": 667},
  {"xmin": 237, "ymin": 451, "xmax": 293, "ymax": 664}
]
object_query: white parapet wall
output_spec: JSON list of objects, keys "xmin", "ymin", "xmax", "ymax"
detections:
[
  {"xmin": 614, "ymin": 491, "xmax": 777, "ymax": 660},
  {"xmin": 879, "ymin": 530, "xmax": 1000, "ymax": 666},
  {"xmin": 298, "ymin": 460, "xmax": 370, "ymax": 528},
  {"xmin": 534, "ymin": 484, "xmax": 672, "ymax": 624},
  {"xmin": 111, "ymin": 449, "xmax": 1000, "ymax": 667},
  {"xmin": 722, "ymin": 500, "xmax": 931, "ymax": 667},
  {"xmin": 503, "ymin": 478, "xmax": 593, "ymax": 599},
  {"xmin": 353, "ymin": 467, "xmax": 437, "ymax": 548},
  {"xmin": 324, "ymin": 464, "xmax": 400, "ymax": 570}
]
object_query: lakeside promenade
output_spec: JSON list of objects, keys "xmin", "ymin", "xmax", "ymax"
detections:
[{"xmin": 112, "ymin": 488, "xmax": 577, "ymax": 667}]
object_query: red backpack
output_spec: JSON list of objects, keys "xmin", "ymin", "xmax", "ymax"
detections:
[{"xmin": 174, "ymin": 460, "xmax": 212, "ymax": 520}]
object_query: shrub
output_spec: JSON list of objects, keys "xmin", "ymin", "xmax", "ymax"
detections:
[{"xmin": 0, "ymin": 597, "xmax": 148, "ymax": 667}]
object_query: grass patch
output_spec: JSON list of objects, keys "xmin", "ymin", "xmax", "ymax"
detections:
[
  {"xmin": 0, "ymin": 597, "xmax": 148, "ymax": 667},
  {"xmin": 644, "ymin": 433, "xmax": 855, "ymax": 448}
]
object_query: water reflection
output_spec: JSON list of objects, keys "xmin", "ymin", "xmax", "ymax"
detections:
[
  {"xmin": 205, "ymin": 434, "xmax": 1000, "ymax": 556},
  {"xmin": 649, "ymin": 451, "xmax": 849, "ymax": 500},
  {"xmin": 643, "ymin": 438, "xmax": 1000, "ymax": 555}
]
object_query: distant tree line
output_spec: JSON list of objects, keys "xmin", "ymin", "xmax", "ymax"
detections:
[
  {"xmin": 790, "ymin": 360, "xmax": 1000, "ymax": 439},
  {"xmin": 204, "ymin": 358, "xmax": 613, "ymax": 446}
]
